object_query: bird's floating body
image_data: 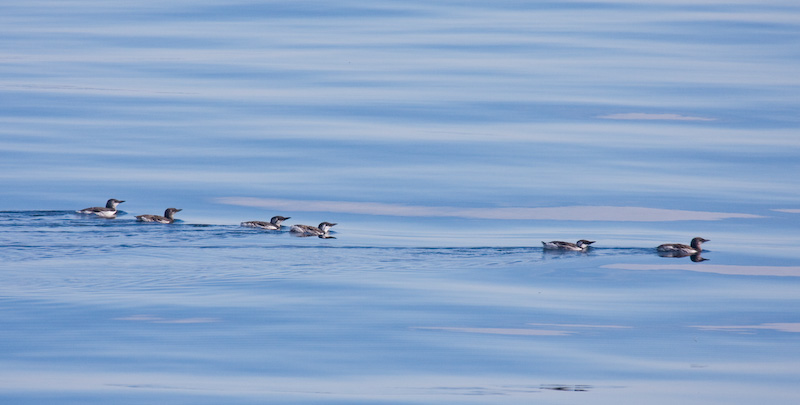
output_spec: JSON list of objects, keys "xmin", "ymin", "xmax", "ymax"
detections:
[
  {"xmin": 290, "ymin": 222, "xmax": 337, "ymax": 238},
  {"xmin": 241, "ymin": 216, "xmax": 290, "ymax": 230},
  {"xmin": 657, "ymin": 237, "xmax": 709, "ymax": 255},
  {"xmin": 136, "ymin": 208, "xmax": 182, "ymax": 224},
  {"xmin": 542, "ymin": 239, "xmax": 595, "ymax": 251},
  {"xmin": 77, "ymin": 199, "xmax": 125, "ymax": 218}
]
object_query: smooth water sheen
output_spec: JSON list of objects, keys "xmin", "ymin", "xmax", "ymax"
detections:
[{"xmin": 2, "ymin": 1, "xmax": 800, "ymax": 404}]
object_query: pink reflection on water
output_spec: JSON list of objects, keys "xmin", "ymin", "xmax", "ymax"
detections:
[{"xmin": 217, "ymin": 197, "xmax": 761, "ymax": 222}]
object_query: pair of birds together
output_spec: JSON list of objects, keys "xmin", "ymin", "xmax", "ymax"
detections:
[
  {"xmin": 543, "ymin": 237, "xmax": 710, "ymax": 257},
  {"xmin": 241, "ymin": 215, "xmax": 337, "ymax": 238},
  {"xmin": 78, "ymin": 199, "xmax": 335, "ymax": 237},
  {"xmin": 77, "ymin": 199, "xmax": 181, "ymax": 223}
]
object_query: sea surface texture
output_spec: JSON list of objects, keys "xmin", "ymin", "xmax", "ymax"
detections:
[{"xmin": 2, "ymin": 1, "xmax": 800, "ymax": 404}]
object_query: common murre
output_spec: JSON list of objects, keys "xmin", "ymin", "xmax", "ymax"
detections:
[
  {"xmin": 76, "ymin": 198, "xmax": 125, "ymax": 218},
  {"xmin": 542, "ymin": 239, "xmax": 595, "ymax": 251},
  {"xmin": 290, "ymin": 222, "xmax": 337, "ymax": 238},
  {"xmin": 136, "ymin": 208, "xmax": 182, "ymax": 224},
  {"xmin": 241, "ymin": 216, "xmax": 290, "ymax": 230},
  {"xmin": 657, "ymin": 237, "xmax": 709, "ymax": 256}
]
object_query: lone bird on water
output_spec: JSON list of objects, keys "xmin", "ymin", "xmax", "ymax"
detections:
[
  {"xmin": 76, "ymin": 198, "xmax": 125, "ymax": 218},
  {"xmin": 290, "ymin": 222, "xmax": 337, "ymax": 238},
  {"xmin": 136, "ymin": 208, "xmax": 182, "ymax": 224},
  {"xmin": 657, "ymin": 237, "xmax": 708, "ymax": 255},
  {"xmin": 241, "ymin": 215, "xmax": 290, "ymax": 230},
  {"xmin": 542, "ymin": 239, "xmax": 595, "ymax": 251}
]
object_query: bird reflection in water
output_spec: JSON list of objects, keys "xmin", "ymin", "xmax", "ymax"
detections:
[{"xmin": 657, "ymin": 251, "xmax": 708, "ymax": 262}]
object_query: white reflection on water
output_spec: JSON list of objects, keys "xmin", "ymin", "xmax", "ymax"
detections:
[
  {"xmin": 413, "ymin": 326, "xmax": 572, "ymax": 336},
  {"xmin": 602, "ymin": 263, "xmax": 800, "ymax": 277},
  {"xmin": 527, "ymin": 323, "xmax": 632, "ymax": 329},
  {"xmin": 217, "ymin": 197, "xmax": 761, "ymax": 221},
  {"xmin": 414, "ymin": 323, "xmax": 632, "ymax": 337},
  {"xmin": 596, "ymin": 113, "xmax": 716, "ymax": 121},
  {"xmin": 691, "ymin": 323, "xmax": 800, "ymax": 333},
  {"xmin": 115, "ymin": 315, "xmax": 220, "ymax": 324}
]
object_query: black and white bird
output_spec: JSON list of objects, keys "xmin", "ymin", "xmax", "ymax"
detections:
[
  {"xmin": 241, "ymin": 216, "xmax": 290, "ymax": 230},
  {"xmin": 76, "ymin": 199, "xmax": 125, "ymax": 218},
  {"xmin": 136, "ymin": 208, "xmax": 182, "ymax": 224},
  {"xmin": 657, "ymin": 237, "xmax": 709, "ymax": 256},
  {"xmin": 542, "ymin": 239, "xmax": 595, "ymax": 251},
  {"xmin": 290, "ymin": 222, "xmax": 337, "ymax": 238}
]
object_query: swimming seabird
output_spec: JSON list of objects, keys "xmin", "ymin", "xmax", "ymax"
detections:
[
  {"xmin": 76, "ymin": 198, "xmax": 125, "ymax": 218},
  {"xmin": 290, "ymin": 222, "xmax": 336, "ymax": 238},
  {"xmin": 136, "ymin": 208, "xmax": 182, "ymax": 224},
  {"xmin": 542, "ymin": 239, "xmax": 595, "ymax": 251},
  {"xmin": 241, "ymin": 216, "xmax": 290, "ymax": 230},
  {"xmin": 657, "ymin": 237, "xmax": 709, "ymax": 256}
]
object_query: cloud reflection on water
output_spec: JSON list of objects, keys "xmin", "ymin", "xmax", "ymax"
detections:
[
  {"xmin": 773, "ymin": 209, "xmax": 800, "ymax": 214},
  {"xmin": 115, "ymin": 314, "xmax": 220, "ymax": 324},
  {"xmin": 691, "ymin": 323, "xmax": 800, "ymax": 333},
  {"xmin": 597, "ymin": 113, "xmax": 716, "ymax": 121},
  {"xmin": 414, "ymin": 323, "xmax": 631, "ymax": 337},
  {"xmin": 217, "ymin": 197, "xmax": 761, "ymax": 222},
  {"xmin": 527, "ymin": 323, "xmax": 632, "ymax": 329},
  {"xmin": 413, "ymin": 327, "xmax": 571, "ymax": 336}
]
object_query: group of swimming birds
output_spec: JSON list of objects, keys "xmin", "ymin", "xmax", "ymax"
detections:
[
  {"xmin": 77, "ymin": 199, "xmax": 710, "ymax": 252},
  {"xmin": 76, "ymin": 198, "xmax": 336, "ymax": 238}
]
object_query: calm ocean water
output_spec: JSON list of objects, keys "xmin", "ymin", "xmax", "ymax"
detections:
[{"xmin": 2, "ymin": 1, "xmax": 800, "ymax": 404}]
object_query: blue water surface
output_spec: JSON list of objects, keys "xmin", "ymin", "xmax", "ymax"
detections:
[{"xmin": 2, "ymin": 1, "xmax": 800, "ymax": 404}]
